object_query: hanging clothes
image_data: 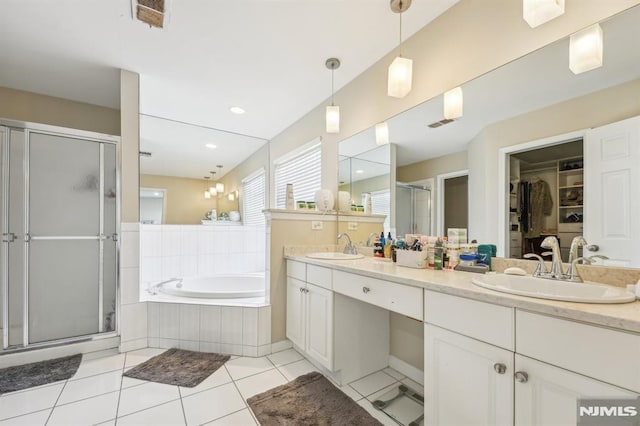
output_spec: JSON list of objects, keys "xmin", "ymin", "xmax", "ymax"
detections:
[
  {"xmin": 526, "ymin": 179, "xmax": 553, "ymax": 237},
  {"xmin": 519, "ymin": 181, "xmax": 530, "ymax": 233}
]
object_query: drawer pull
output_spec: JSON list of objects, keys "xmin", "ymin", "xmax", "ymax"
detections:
[
  {"xmin": 514, "ymin": 371, "xmax": 529, "ymax": 383},
  {"xmin": 362, "ymin": 287, "xmax": 370, "ymax": 294},
  {"xmin": 493, "ymin": 363, "xmax": 507, "ymax": 374}
]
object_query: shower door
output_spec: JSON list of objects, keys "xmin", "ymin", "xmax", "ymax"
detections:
[
  {"xmin": 396, "ymin": 183, "xmax": 432, "ymax": 237},
  {"xmin": 1, "ymin": 124, "xmax": 118, "ymax": 350}
]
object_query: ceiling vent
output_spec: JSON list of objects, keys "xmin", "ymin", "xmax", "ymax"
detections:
[
  {"xmin": 133, "ymin": 0, "xmax": 169, "ymax": 28},
  {"xmin": 428, "ymin": 118, "xmax": 454, "ymax": 129}
]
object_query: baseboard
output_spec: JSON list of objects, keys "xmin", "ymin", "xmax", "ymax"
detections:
[
  {"xmin": 119, "ymin": 337, "xmax": 148, "ymax": 353},
  {"xmin": 270, "ymin": 339, "xmax": 293, "ymax": 353},
  {"xmin": 389, "ymin": 355, "xmax": 424, "ymax": 386}
]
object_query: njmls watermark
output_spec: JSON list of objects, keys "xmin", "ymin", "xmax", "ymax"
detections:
[{"xmin": 578, "ymin": 398, "xmax": 640, "ymax": 425}]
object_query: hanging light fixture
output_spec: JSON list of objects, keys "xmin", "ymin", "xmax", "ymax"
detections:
[
  {"xmin": 203, "ymin": 176, "xmax": 212, "ymax": 199},
  {"xmin": 325, "ymin": 58, "xmax": 341, "ymax": 134},
  {"xmin": 443, "ymin": 87, "xmax": 463, "ymax": 120},
  {"xmin": 228, "ymin": 192, "xmax": 235, "ymax": 201},
  {"xmin": 215, "ymin": 165, "xmax": 225, "ymax": 193},
  {"xmin": 523, "ymin": 0, "xmax": 565, "ymax": 28},
  {"xmin": 388, "ymin": 0, "xmax": 413, "ymax": 98},
  {"xmin": 208, "ymin": 171, "xmax": 217, "ymax": 195},
  {"xmin": 569, "ymin": 23, "xmax": 603, "ymax": 75},
  {"xmin": 375, "ymin": 122, "xmax": 390, "ymax": 146}
]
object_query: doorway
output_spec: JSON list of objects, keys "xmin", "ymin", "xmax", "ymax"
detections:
[{"xmin": 436, "ymin": 170, "xmax": 468, "ymax": 237}]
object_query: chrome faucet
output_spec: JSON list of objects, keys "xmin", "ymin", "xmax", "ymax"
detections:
[
  {"xmin": 338, "ymin": 233, "xmax": 358, "ymax": 255},
  {"xmin": 567, "ymin": 255, "xmax": 609, "ymax": 282},
  {"xmin": 540, "ymin": 236, "xmax": 565, "ymax": 278},
  {"xmin": 366, "ymin": 232, "xmax": 378, "ymax": 247},
  {"xmin": 565, "ymin": 236, "xmax": 587, "ymax": 280},
  {"xmin": 523, "ymin": 252, "xmax": 550, "ymax": 277}
]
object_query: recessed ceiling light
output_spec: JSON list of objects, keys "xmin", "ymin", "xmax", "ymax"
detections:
[
  {"xmin": 205, "ymin": 143, "xmax": 217, "ymax": 149},
  {"xmin": 230, "ymin": 106, "xmax": 245, "ymax": 115},
  {"xmin": 356, "ymin": 170, "xmax": 364, "ymax": 174}
]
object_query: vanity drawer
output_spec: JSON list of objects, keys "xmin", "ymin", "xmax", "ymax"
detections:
[
  {"xmin": 286, "ymin": 260, "xmax": 306, "ymax": 281},
  {"xmin": 425, "ymin": 291, "xmax": 514, "ymax": 350},
  {"xmin": 332, "ymin": 270, "xmax": 423, "ymax": 320},
  {"xmin": 517, "ymin": 310, "xmax": 640, "ymax": 392},
  {"xmin": 307, "ymin": 264, "xmax": 332, "ymax": 290}
]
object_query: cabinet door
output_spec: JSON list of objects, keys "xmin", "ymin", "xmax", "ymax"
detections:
[
  {"xmin": 515, "ymin": 354, "xmax": 637, "ymax": 426},
  {"xmin": 305, "ymin": 283, "xmax": 333, "ymax": 370},
  {"xmin": 286, "ymin": 277, "xmax": 306, "ymax": 350},
  {"xmin": 425, "ymin": 324, "xmax": 514, "ymax": 426}
]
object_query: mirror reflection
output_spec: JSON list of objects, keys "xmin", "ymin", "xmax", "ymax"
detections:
[{"xmin": 138, "ymin": 115, "xmax": 267, "ymax": 224}]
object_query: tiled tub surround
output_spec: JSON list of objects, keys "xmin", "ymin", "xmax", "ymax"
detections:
[
  {"xmin": 139, "ymin": 224, "xmax": 267, "ymax": 296},
  {"xmin": 147, "ymin": 303, "xmax": 272, "ymax": 357}
]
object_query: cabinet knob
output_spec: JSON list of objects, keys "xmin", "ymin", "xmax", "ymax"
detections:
[
  {"xmin": 493, "ymin": 363, "xmax": 507, "ymax": 374},
  {"xmin": 362, "ymin": 287, "xmax": 370, "ymax": 294},
  {"xmin": 514, "ymin": 371, "xmax": 529, "ymax": 383}
]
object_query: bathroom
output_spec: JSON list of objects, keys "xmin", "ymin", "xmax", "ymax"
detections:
[{"xmin": 1, "ymin": 1, "xmax": 640, "ymax": 425}]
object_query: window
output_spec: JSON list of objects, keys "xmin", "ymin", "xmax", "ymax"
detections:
[
  {"xmin": 274, "ymin": 141, "xmax": 321, "ymax": 208},
  {"xmin": 371, "ymin": 189, "xmax": 391, "ymax": 234},
  {"xmin": 242, "ymin": 168, "xmax": 266, "ymax": 225}
]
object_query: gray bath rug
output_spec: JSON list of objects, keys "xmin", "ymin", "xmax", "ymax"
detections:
[
  {"xmin": 123, "ymin": 348, "xmax": 230, "ymax": 387},
  {"xmin": 247, "ymin": 371, "xmax": 383, "ymax": 426},
  {"xmin": 0, "ymin": 353, "xmax": 82, "ymax": 394}
]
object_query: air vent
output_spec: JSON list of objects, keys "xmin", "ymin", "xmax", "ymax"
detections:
[
  {"xmin": 428, "ymin": 118, "xmax": 455, "ymax": 129},
  {"xmin": 139, "ymin": 151, "xmax": 152, "ymax": 157},
  {"xmin": 134, "ymin": 0, "xmax": 168, "ymax": 28}
]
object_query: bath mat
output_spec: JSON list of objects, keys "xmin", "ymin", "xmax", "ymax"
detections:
[
  {"xmin": 123, "ymin": 348, "xmax": 229, "ymax": 387},
  {"xmin": 0, "ymin": 353, "xmax": 82, "ymax": 394},
  {"xmin": 247, "ymin": 371, "xmax": 383, "ymax": 426}
]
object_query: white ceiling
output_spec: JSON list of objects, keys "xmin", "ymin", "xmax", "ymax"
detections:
[
  {"xmin": 342, "ymin": 5, "xmax": 640, "ymax": 166},
  {"xmin": 0, "ymin": 0, "xmax": 458, "ymax": 142}
]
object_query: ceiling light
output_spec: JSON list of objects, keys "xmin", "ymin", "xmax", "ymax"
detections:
[
  {"xmin": 375, "ymin": 122, "xmax": 390, "ymax": 146},
  {"xmin": 216, "ymin": 183, "xmax": 225, "ymax": 193},
  {"xmin": 228, "ymin": 193, "xmax": 235, "ymax": 201},
  {"xmin": 203, "ymin": 176, "xmax": 212, "ymax": 199},
  {"xmin": 205, "ymin": 144, "xmax": 217, "ymax": 149},
  {"xmin": 230, "ymin": 106, "xmax": 245, "ymax": 115},
  {"xmin": 209, "ymin": 186, "xmax": 217, "ymax": 195},
  {"xmin": 444, "ymin": 87, "xmax": 463, "ymax": 120},
  {"xmin": 356, "ymin": 170, "xmax": 364, "ymax": 174},
  {"xmin": 570, "ymin": 23, "xmax": 603, "ymax": 75},
  {"xmin": 388, "ymin": 0, "xmax": 413, "ymax": 98},
  {"xmin": 325, "ymin": 58, "xmax": 341, "ymax": 133},
  {"xmin": 523, "ymin": 0, "xmax": 565, "ymax": 28}
]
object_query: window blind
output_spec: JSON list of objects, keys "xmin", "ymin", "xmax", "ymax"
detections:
[
  {"xmin": 242, "ymin": 169, "xmax": 266, "ymax": 225},
  {"xmin": 371, "ymin": 189, "xmax": 391, "ymax": 234},
  {"xmin": 274, "ymin": 143, "xmax": 321, "ymax": 208}
]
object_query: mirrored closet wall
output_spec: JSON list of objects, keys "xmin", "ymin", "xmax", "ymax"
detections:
[{"xmin": 0, "ymin": 121, "xmax": 119, "ymax": 352}]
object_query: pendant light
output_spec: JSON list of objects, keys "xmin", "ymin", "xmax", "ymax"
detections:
[
  {"xmin": 325, "ymin": 58, "xmax": 341, "ymax": 134},
  {"xmin": 569, "ymin": 23, "xmax": 603, "ymax": 75},
  {"xmin": 388, "ymin": 0, "xmax": 413, "ymax": 98},
  {"xmin": 443, "ymin": 87, "xmax": 463, "ymax": 120},
  {"xmin": 375, "ymin": 122, "xmax": 390, "ymax": 146},
  {"xmin": 523, "ymin": 0, "xmax": 565, "ymax": 28},
  {"xmin": 208, "ymin": 171, "xmax": 217, "ymax": 195},
  {"xmin": 203, "ymin": 176, "xmax": 212, "ymax": 199},
  {"xmin": 215, "ymin": 165, "xmax": 225, "ymax": 193}
]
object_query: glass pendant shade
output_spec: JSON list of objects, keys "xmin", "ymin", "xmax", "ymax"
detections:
[
  {"xmin": 228, "ymin": 193, "xmax": 235, "ymax": 201},
  {"xmin": 375, "ymin": 122, "xmax": 390, "ymax": 146},
  {"xmin": 569, "ymin": 23, "xmax": 603, "ymax": 75},
  {"xmin": 388, "ymin": 56, "xmax": 413, "ymax": 98},
  {"xmin": 326, "ymin": 105, "xmax": 340, "ymax": 133},
  {"xmin": 209, "ymin": 186, "xmax": 217, "ymax": 195},
  {"xmin": 444, "ymin": 87, "xmax": 463, "ymax": 120},
  {"xmin": 523, "ymin": 0, "xmax": 565, "ymax": 28},
  {"xmin": 216, "ymin": 182, "xmax": 225, "ymax": 193},
  {"xmin": 204, "ymin": 190, "xmax": 211, "ymax": 199}
]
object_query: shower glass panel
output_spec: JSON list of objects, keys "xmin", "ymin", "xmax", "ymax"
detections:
[
  {"xmin": 396, "ymin": 183, "xmax": 432, "ymax": 237},
  {"xmin": 102, "ymin": 144, "xmax": 117, "ymax": 332}
]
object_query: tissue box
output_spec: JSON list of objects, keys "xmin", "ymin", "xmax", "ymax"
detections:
[{"xmin": 396, "ymin": 250, "xmax": 428, "ymax": 269}]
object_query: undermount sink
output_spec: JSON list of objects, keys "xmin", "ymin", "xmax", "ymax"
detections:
[
  {"xmin": 471, "ymin": 274, "xmax": 636, "ymax": 304},
  {"xmin": 306, "ymin": 252, "xmax": 364, "ymax": 260}
]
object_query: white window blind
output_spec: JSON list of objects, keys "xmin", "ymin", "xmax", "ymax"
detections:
[
  {"xmin": 274, "ymin": 143, "xmax": 321, "ymax": 208},
  {"xmin": 242, "ymin": 169, "xmax": 266, "ymax": 225},
  {"xmin": 371, "ymin": 189, "xmax": 391, "ymax": 234}
]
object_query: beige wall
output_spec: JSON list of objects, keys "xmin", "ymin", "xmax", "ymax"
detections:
[
  {"xmin": 340, "ymin": 174, "xmax": 391, "ymax": 203},
  {"xmin": 397, "ymin": 150, "xmax": 468, "ymax": 183},
  {"xmin": 140, "ymin": 174, "xmax": 218, "ymax": 224},
  {"xmin": 468, "ymin": 78, "xmax": 640, "ymax": 244},
  {"xmin": 120, "ymin": 71, "xmax": 140, "ymax": 223},
  {"xmin": 0, "ymin": 86, "xmax": 120, "ymax": 136}
]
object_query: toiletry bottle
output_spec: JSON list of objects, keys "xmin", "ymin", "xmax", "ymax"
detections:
[
  {"xmin": 374, "ymin": 236, "xmax": 384, "ymax": 258},
  {"xmin": 380, "ymin": 231, "xmax": 385, "ymax": 247},
  {"xmin": 383, "ymin": 233, "xmax": 392, "ymax": 258},
  {"xmin": 434, "ymin": 238, "xmax": 443, "ymax": 270}
]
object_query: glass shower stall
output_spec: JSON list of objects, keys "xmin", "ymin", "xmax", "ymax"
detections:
[
  {"xmin": 0, "ymin": 121, "xmax": 119, "ymax": 352},
  {"xmin": 396, "ymin": 183, "xmax": 432, "ymax": 237}
]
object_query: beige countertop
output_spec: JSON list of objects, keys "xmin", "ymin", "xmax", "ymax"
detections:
[{"xmin": 286, "ymin": 254, "xmax": 640, "ymax": 334}]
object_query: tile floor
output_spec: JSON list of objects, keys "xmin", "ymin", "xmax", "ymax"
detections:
[{"xmin": 0, "ymin": 347, "xmax": 422, "ymax": 426}]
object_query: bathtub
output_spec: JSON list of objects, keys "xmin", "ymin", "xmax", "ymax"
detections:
[{"xmin": 156, "ymin": 273, "xmax": 265, "ymax": 299}]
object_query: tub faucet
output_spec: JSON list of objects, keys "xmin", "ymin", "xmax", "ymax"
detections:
[
  {"xmin": 338, "ymin": 233, "xmax": 358, "ymax": 255},
  {"xmin": 540, "ymin": 236, "xmax": 564, "ymax": 278}
]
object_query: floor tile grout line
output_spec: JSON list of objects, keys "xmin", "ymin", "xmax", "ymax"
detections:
[
  {"xmin": 113, "ymin": 353, "xmax": 128, "ymax": 426},
  {"xmin": 44, "ymin": 379, "xmax": 68, "ymax": 425},
  {"xmin": 177, "ymin": 387, "xmax": 188, "ymax": 425},
  {"xmin": 0, "ymin": 407, "xmax": 52, "ymax": 424},
  {"xmin": 115, "ymin": 396, "xmax": 183, "ymax": 422},
  {"xmin": 200, "ymin": 407, "xmax": 251, "ymax": 426}
]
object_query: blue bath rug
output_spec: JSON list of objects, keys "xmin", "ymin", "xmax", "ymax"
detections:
[{"xmin": 0, "ymin": 353, "xmax": 82, "ymax": 394}]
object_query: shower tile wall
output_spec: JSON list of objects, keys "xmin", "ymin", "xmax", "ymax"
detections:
[
  {"xmin": 147, "ymin": 303, "xmax": 272, "ymax": 356},
  {"xmin": 140, "ymin": 224, "xmax": 267, "ymax": 290},
  {"xmin": 120, "ymin": 223, "xmax": 148, "ymax": 353}
]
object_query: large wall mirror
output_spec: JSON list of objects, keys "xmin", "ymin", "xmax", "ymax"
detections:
[
  {"xmin": 139, "ymin": 114, "xmax": 268, "ymax": 225},
  {"xmin": 335, "ymin": 5, "xmax": 640, "ymax": 267}
]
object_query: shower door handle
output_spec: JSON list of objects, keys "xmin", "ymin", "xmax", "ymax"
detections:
[{"xmin": 2, "ymin": 232, "xmax": 17, "ymax": 243}]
